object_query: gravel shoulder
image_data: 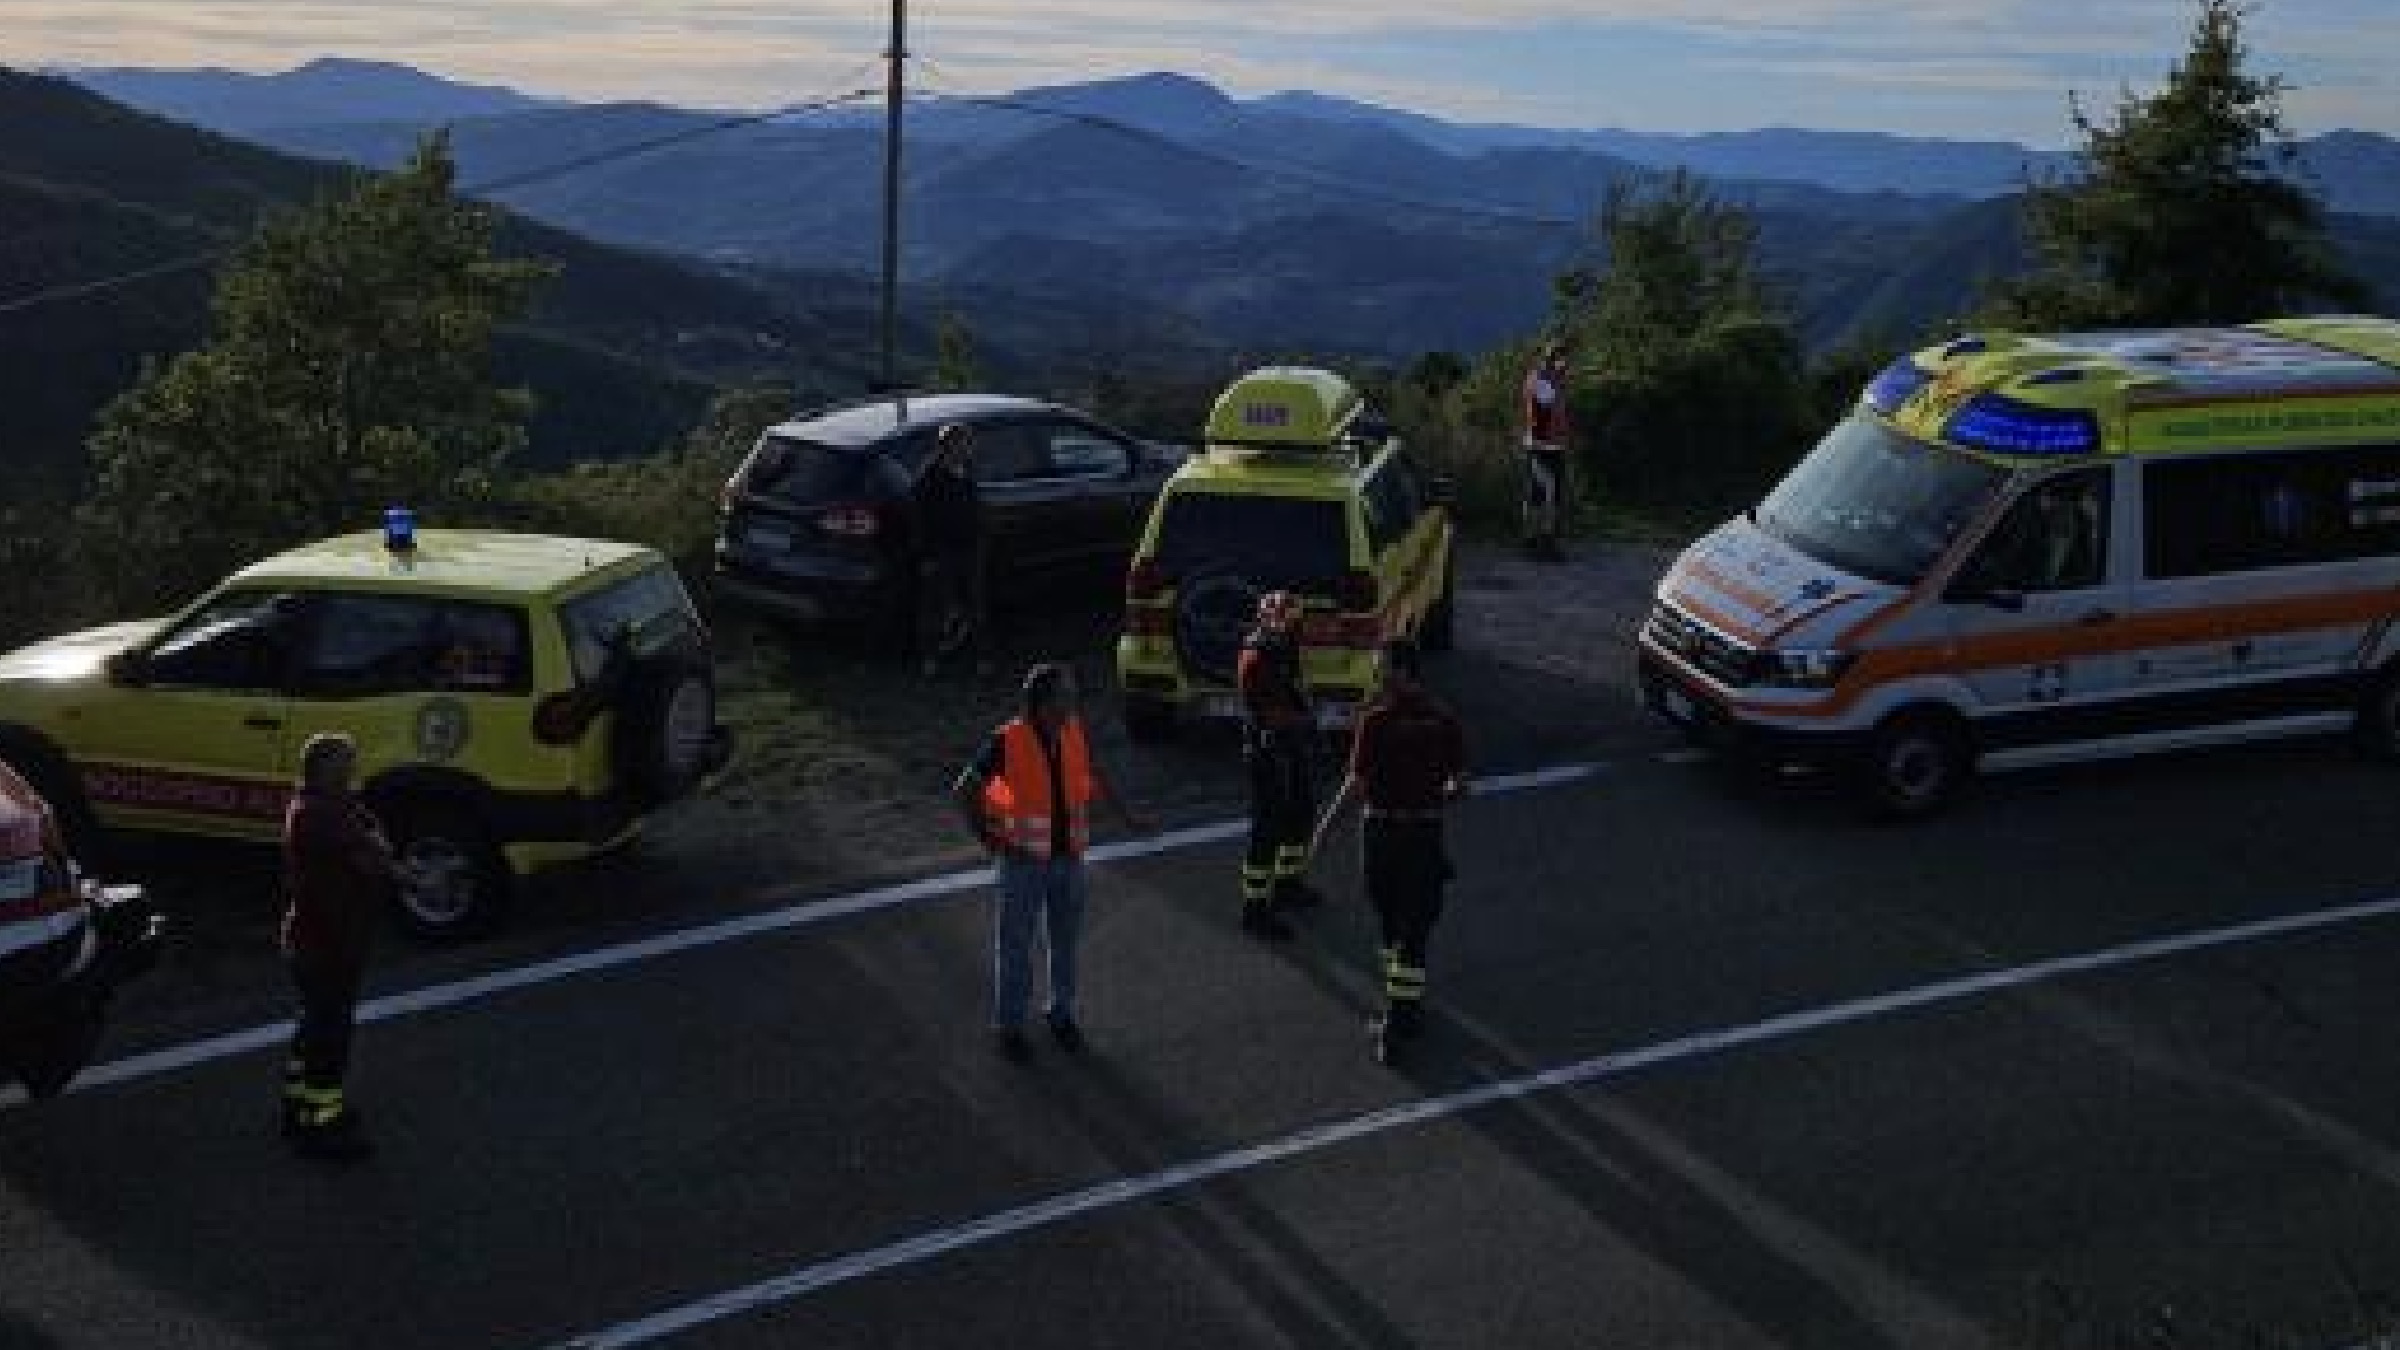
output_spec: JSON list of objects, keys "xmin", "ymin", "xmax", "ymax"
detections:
[{"xmin": 104, "ymin": 535, "xmax": 1681, "ymax": 1029}]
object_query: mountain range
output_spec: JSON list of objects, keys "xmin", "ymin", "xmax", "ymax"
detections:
[
  {"xmin": 53, "ymin": 64, "xmax": 2400, "ymax": 364},
  {"xmin": 0, "ymin": 68, "xmax": 934, "ymax": 503},
  {"xmin": 10, "ymin": 59, "xmax": 2400, "ymax": 500}
]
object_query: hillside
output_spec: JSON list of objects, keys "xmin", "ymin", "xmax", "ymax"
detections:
[
  {"xmin": 62, "ymin": 57, "xmax": 556, "ymax": 133},
  {"xmin": 0, "ymin": 68, "xmax": 905, "ymax": 503}
]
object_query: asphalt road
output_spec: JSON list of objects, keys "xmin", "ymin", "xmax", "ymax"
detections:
[{"xmin": 8, "ymin": 722, "xmax": 2400, "ymax": 1349}]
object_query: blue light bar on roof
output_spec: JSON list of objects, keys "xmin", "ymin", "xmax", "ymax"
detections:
[
  {"xmin": 383, "ymin": 505, "xmax": 418, "ymax": 553},
  {"xmin": 1863, "ymin": 357, "xmax": 1931, "ymax": 414},
  {"xmin": 1944, "ymin": 393, "xmax": 2101, "ymax": 456}
]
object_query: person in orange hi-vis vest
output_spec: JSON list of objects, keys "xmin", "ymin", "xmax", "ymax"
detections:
[{"xmin": 953, "ymin": 663, "xmax": 1152, "ymax": 1062}]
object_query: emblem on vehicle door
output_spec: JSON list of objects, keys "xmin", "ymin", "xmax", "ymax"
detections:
[{"xmin": 414, "ymin": 697, "xmax": 472, "ymax": 762}]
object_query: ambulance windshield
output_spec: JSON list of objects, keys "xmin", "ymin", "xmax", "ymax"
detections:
[{"xmin": 1755, "ymin": 416, "xmax": 2006, "ymax": 586}]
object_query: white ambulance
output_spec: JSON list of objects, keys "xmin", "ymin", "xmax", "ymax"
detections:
[{"xmin": 1637, "ymin": 316, "xmax": 2400, "ymax": 815}]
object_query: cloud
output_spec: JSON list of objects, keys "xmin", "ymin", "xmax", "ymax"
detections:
[{"xmin": 4, "ymin": 0, "xmax": 2392, "ymax": 137}]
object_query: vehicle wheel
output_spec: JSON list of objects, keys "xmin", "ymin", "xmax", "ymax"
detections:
[
  {"xmin": 1853, "ymin": 710, "xmax": 1971, "ymax": 820},
  {"xmin": 384, "ymin": 799, "xmax": 512, "ymax": 943},
  {"xmin": 1174, "ymin": 571, "xmax": 1261, "ymax": 689},
  {"xmin": 2353, "ymin": 663, "xmax": 2400, "ymax": 761},
  {"xmin": 1420, "ymin": 554, "xmax": 1457, "ymax": 653},
  {"xmin": 1123, "ymin": 696, "xmax": 1178, "ymax": 745},
  {"xmin": 12, "ymin": 1005, "xmax": 103, "ymax": 1100},
  {"xmin": 614, "ymin": 658, "xmax": 718, "ymax": 808},
  {"xmin": 0, "ymin": 734, "xmax": 98, "ymax": 859}
]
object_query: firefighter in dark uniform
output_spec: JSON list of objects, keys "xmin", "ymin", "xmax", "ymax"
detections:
[
  {"xmin": 1313, "ymin": 638, "xmax": 1468, "ymax": 1064},
  {"xmin": 1236, "ymin": 590, "xmax": 1325, "ymax": 940},
  {"xmin": 279, "ymin": 732, "xmax": 396, "ymax": 1161}
]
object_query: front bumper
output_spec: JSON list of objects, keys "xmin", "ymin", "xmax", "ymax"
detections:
[{"xmin": 1636, "ymin": 649, "xmax": 1860, "ymax": 770}]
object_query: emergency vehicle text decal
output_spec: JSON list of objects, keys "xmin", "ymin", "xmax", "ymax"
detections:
[{"xmin": 83, "ymin": 765, "xmax": 288, "ymax": 820}]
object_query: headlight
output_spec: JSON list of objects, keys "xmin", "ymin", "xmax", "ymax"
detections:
[
  {"xmin": 0, "ymin": 857, "xmax": 41, "ymax": 903},
  {"xmin": 1756, "ymin": 648, "xmax": 1856, "ymax": 689}
]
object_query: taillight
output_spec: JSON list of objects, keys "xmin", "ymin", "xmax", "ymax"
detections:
[
  {"xmin": 533, "ymin": 691, "xmax": 599, "ymax": 746},
  {"xmin": 1336, "ymin": 568, "xmax": 1379, "ymax": 614},
  {"xmin": 1126, "ymin": 556, "xmax": 1167, "ymax": 600},
  {"xmin": 818, "ymin": 505, "xmax": 880, "ymax": 538}
]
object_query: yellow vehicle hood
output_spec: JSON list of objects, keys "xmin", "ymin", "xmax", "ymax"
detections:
[{"xmin": 0, "ymin": 619, "xmax": 165, "ymax": 684}]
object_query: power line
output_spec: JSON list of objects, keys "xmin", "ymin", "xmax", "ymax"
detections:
[
  {"xmin": 0, "ymin": 86, "xmax": 880, "ymax": 318},
  {"xmin": 912, "ymin": 89, "xmax": 1588, "ymax": 232},
  {"xmin": 468, "ymin": 88, "xmax": 877, "ymax": 197}
]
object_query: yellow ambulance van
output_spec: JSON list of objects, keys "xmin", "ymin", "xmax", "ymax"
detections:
[{"xmin": 1637, "ymin": 316, "xmax": 2400, "ymax": 815}]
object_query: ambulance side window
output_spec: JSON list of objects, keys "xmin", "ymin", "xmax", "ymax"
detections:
[
  {"xmin": 1962, "ymin": 468, "xmax": 2111, "ymax": 594},
  {"xmin": 2146, "ymin": 444, "xmax": 2400, "ymax": 577}
]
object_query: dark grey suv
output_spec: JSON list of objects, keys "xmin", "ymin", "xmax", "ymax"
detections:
[{"xmin": 712, "ymin": 394, "xmax": 1182, "ymax": 648}]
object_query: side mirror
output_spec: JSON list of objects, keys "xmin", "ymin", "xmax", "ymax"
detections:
[{"xmin": 105, "ymin": 652, "xmax": 151, "ymax": 687}]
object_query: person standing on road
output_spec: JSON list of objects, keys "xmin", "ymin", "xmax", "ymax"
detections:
[
  {"xmin": 1312, "ymin": 639, "xmax": 1469, "ymax": 1065},
  {"xmin": 1236, "ymin": 590, "xmax": 1324, "ymax": 941},
  {"xmin": 916, "ymin": 422, "xmax": 991, "ymax": 678},
  {"xmin": 953, "ymin": 664, "xmax": 1150, "ymax": 1061},
  {"xmin": 1520, "ymin": 339, "xmax": 1575, "ymax": 562},
  {"xmin": 279, "ymin": 732, "xmax": 396, "ymax": 1161}
]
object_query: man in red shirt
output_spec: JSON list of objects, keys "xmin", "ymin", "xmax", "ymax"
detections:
[
  {"xmin": 1313, "ymin": 638, "xmax": 1469, "ymax": 1064},
  {"xmin": 1520, "ymin": 338, "xmax": 1574, "ymax": 562},
  {"xmin": 280, "ymin": 732, "xmax": 396, "ymax": 1160}
]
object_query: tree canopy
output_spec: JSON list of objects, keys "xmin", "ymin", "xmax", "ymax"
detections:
[
  {"xmin": 1988, "ymin": 0, "xmax": 2369, "ymax": 328},
  {"xmin": 78, "ymin": 133, "xmax": 552, "ymax": 611}
]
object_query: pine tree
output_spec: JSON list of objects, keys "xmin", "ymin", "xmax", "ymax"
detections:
[
  {"xmin": 1991, "ymin": 0, "xmax": 2368, "ymax": 328},
  {"xmin": 79, "ymin": 133, "xmax": 551, "ymax": 611}
]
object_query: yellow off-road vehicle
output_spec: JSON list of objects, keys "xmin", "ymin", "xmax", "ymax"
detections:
[
  {"xmin": 0, "ymin": 516, "xmax": 729, "ymax": 939},
  {"xmin": 1115, "ymin": 367, "xmax": 1457, "ymax": 742}
]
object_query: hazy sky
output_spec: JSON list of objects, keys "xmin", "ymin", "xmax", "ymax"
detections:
[{"xmin": 4, "ymin": 0, "xmax": 2393, "ymax": 145}]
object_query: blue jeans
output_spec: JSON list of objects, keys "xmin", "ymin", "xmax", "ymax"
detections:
[{"xmin": 991, "ymin": 853, "xmax": 1087, "ymax": 1030}]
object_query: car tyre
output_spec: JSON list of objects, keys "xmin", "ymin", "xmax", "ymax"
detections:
[
  {"xmin": 1853, "ymin": 710, "xmax": 1970, "ymax": 821},
  {"xmin": 11, "ymin": 1003, "xmax": 104, "ymax": 1100},
  {"xmin": 384, "ymin": 799, "xmax": 512, "ymax": 943},
  {"xmin": 1123, "ymin": 696, "xmax": 1178, "ymax": 745},
  {"xmin": 1420, "ymin": 554, "xmax": 1457, "ymax": 653},
  {"xmin": 2353, "ymin": 663, "xmax": 2400, "ymax": 762},
  {"xmin": 615, "ymin": 659, "xmax": 718, "ymax": 808}
]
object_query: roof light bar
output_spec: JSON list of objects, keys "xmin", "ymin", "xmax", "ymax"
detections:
[
  {"xmin": 1864, "ymin": 358, "xmax": 1931, "ymax": 414},
  {"xmin": 1944, "ymin": 394, "xmax": 2100, "ymax": 456}
]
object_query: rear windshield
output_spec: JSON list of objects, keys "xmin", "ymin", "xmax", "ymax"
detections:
[
  {"xmin": 560, "ymin": 562, "xmax": 702, "ymax": 683},
  {"xmin": 741, "ymin": 435, "xmax": 866, "ymax": 504},
  {"xmin": 1153, "ymin": 492, "xmax": 1352, "ymax": 585}
]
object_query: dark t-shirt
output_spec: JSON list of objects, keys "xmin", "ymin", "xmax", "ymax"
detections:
[
  {"xmin": 1238, "ymin": 630, "xmax": 1311, "ymax": 732},
  {"xmin": 1349, "ymin": 689, "xmax": 1466, "ymax": 812},
  {"xmin": 967, "ymin": 726, "xmax": 1070, "ymax": 857},
  {"xmin": 916, "ymin": 462, "xmax": 982, "ymax": 557}
]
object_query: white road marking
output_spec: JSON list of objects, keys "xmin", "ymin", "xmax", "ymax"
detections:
[
  {"xmin": 0, "ymin": 762, "xmax": 1606, "ymax": 1110},
  {"xmin": 548, "ymin": 891, "xmax": 2400, "ymax": 1349}
]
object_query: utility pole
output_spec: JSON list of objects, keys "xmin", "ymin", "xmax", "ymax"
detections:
[{"xmin": 878, "ymin": 0, "xmax": 907, "ymax": 392}]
